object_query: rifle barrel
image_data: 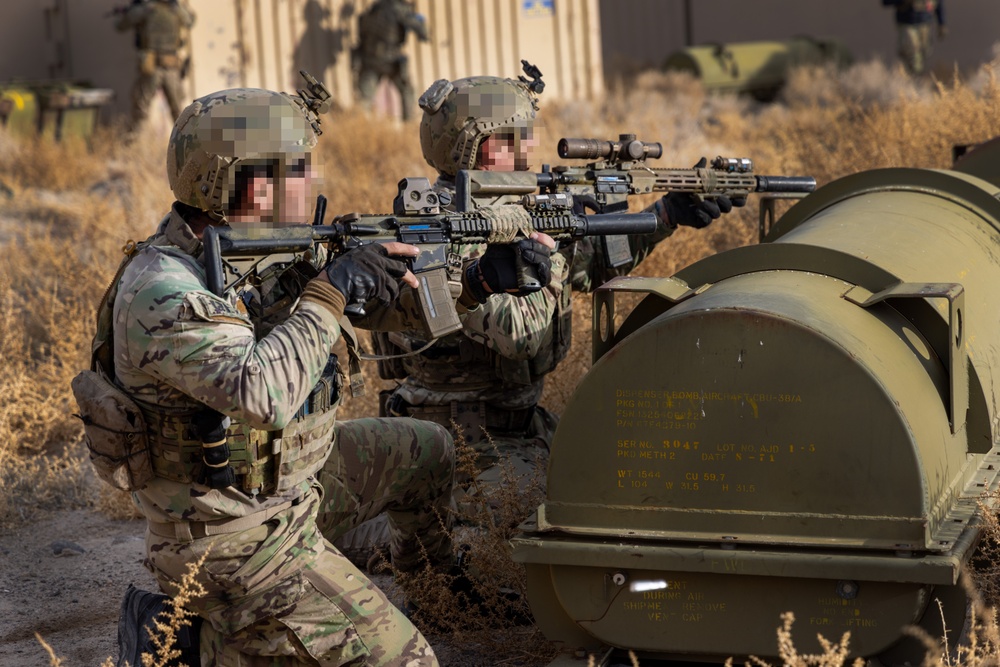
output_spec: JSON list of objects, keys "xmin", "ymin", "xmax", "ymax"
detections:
[
  {"xmin": 576, "ymin": 212, "xmax": 658, "ymax": 237},
  {"xmin": 754, "ymin": 175, "xmax": 817, "ymax": 193}
]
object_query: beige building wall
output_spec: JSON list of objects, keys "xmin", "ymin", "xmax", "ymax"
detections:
[{"xmin": 0, "ymin": 0, "xmax": 605, "ymax": 124}]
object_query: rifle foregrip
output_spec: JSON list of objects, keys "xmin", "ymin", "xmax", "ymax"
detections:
[{"xmin": 754, "ymin": 175, "xmax": 817, "ymax": 193}]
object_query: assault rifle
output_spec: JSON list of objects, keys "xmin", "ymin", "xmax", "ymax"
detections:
[
  {"xmin": 456, "ymin": 133, "xmax": 816, "ymax": 213},
  {"xmin": 202, "ymin": 176, "xmax": 657, "ymax": 340},
  {"xmin": 454, "ymin": 133, "xmax": 817, "ymax": 265}
]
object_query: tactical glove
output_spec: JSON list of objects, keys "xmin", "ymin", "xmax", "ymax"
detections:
[
  {"xmin": 465, "ymin": 237, "xmax": 553, "ymax": 303},
  {"xmin": 657, "ymin": 158, "xmax": 747, "ymax": 230},
  {"xmin": 325, "ymin": 245, "xmax": 408, "ymax": 308}
]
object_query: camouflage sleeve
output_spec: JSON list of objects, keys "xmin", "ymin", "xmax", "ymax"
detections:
[
  {"xmin": 459, "ymin": 251, "xmax": 566, "ymax": 360},
  {"xmin": 121, "ymin": 253, "xmax": 341, "ymax": 430},
  {"xmin": 567, "ymin": 200, "xmax": 674, "ymax": 293}
]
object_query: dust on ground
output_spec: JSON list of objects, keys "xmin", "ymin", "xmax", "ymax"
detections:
[{"xmin": 0, "ymin": 506, "xmax": 547, "ymax": 667}]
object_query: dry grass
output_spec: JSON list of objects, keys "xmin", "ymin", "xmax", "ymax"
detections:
[
  {"xmin": 5, "ymin": 53, "xmax": 1000, "ymax": 662},
  {"xmin": 384, "ymin": 430, "xmax": 557, "ymax": 663},
  {"xmin": 35, "ymin": 552, "xmax": 206, "ymax": 667}
]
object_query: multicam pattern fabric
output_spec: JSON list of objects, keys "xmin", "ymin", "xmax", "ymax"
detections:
[
  {"xmin": 897, "ymin": 22, "xmax": 935, "ymax": 75},
  {"xmin": 886, "ymin": 0, "xmax": 943, "ymax": 75},
  {"xmin": 167, "ymin": 88, "xmax": 317, "ymax": 215},
  {"xmin": 114, "ymin": 207, "xmax": 451, "ymax": 665},
  {"xmin": 361, "ymin": 179, "xmax": 569, "ymax": 500},
  {"xmin": 354, "ymin": 0, "xmax": 428, "ymax": 121},
  {"xmin": 317, "ymin": 418, "xmax": 454, "ymax": 573},
  {"xmin": 115, "ymin": 1, "xmax": 194, "ymax": 124},
  {"xmin": 364, "ymin": 179, "xmax": 675, "ymax": 492},
  {"xmin": 418, "ymin": 77, "xmax": 538, "ymax": 177},
  {"xmin": 116, "ymin": 1, "xmax": 194, "ymax": 53},
  {"xmin": 356, "ymin": 0, "xmax": 427, "ymax": 66}
]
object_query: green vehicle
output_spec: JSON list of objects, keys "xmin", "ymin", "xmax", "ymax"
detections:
[
  {"xmin": 513, "ymin": 142, "xmax": 1000, "ymax": 665},
  {"xmin": 664, "ymin": 37, "xmax": 852, "ymax": 101}
]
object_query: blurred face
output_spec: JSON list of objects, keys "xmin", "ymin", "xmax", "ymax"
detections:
[
  {"xmin": 232, "ymin": 153, "xmax": 317, "ymax": 226},
  {"xmin": 476, "ymin": 125, "xmax": 538, "ymax": 172},
  {"xmin": 275, "ymin": 154, "xmax": 316, "ymax": 225}
]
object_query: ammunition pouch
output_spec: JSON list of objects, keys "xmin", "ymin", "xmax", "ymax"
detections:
[
  {"xmin": 140, "ymin": 356, "xmax": 343, "ymax": 494},
  {"xmin": 142, "ymin": 407, "xmax": 277, "ymax": 494},
  {"xmin": 155, "ymin": 52, "xmax": 181, "ymax": 69},
  {"xmin": 71, "ymin": 369, "xmax": 154, "ymax": 491},
  {"xmin": 137, "ymin": 50, "xmax": 180, "ymax": 74},
  {"xmin": 138, "ymin": 50, "xmax": 156, "ymax": 76}
]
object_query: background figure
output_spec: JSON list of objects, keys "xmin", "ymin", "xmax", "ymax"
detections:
[
  {"xmin": 292, "ymin": 0, "xmax": 351, "ymax": 91},
  {"xmin": 883, "ymin": 0, "xmax": 945, "ymax": 75},
  {"xmin": 352, "ymin": 0, "xmax": 428, "ymax": 121},
  {"xmin": 114, "ymin": 0, "xmax": 195, "ymax": 131}
]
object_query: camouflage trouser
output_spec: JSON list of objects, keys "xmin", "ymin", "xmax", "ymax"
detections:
[
  {"xmin": 898, "ymin": 22, "xmax": 934, "ymax": 75},
  {"xmin": 445, "ymin": 406, "xmax": 556, "ymax": 516},
  {"xmin": 356, "ymin": 57, "xmax": 415, "ymax": 121},
  {"xmin": 317, "ymin": 417, "xmax": 455, "ymax": 572},
  {"xmin": 130, "ymin": 63, "xmax": 185, "ymax": 129},
  {"xmin": 144, "ymin": 417, "xmax": 454, "ymax": 666},
  {"xmin": 387, "ymin": 400, "xmax": 559, "ymax": 516},
  {"xmin": 331, "ymin": 402, "xmax": 556, "ymax": 562}
]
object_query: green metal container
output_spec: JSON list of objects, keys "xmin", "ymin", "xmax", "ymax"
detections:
[
  {"xmin": 0, "ymin": 83, "xmax": 113, "ymax": 141},
  {"xmin": 663, "ymin": 37, "xmax": 852, "ymax": 100},
  {"xmin": 513, "ymin": 161, "xmax": 1000, "ymax": 664}
]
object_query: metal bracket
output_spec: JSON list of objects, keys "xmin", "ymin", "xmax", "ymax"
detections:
[
  {"xmin": 844, "ymin": 282, "xmax": 967, "ymax": 433},
  {"xmin": 758, "ymin": 192, "xmax": 811, "ymax": 242},
  {"xmin": 592, "ymin": 275, "xmax": 697, "ymax": 363}
]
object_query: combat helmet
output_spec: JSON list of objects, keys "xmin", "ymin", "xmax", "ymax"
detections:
[
  {"xmin": 167, "ymin": 73, "xmax": 331, "ymax": 219},
  {"xmin": 418, "ymin": 61, "xmax": 544, "ymax": 177}
]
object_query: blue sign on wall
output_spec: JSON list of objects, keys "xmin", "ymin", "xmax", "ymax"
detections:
[{"xmin": 523, "ymin": 0, "xmax": 555, "ymax": 18}]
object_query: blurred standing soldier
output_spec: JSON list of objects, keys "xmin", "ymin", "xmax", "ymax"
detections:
[
  {"xmin": 333, "ymin": 69, "xmax": 742, "ymax": 564},
  {"xmin": 883, "ymin": 0, "xmax": 946, "ymax": 75},
  {"xmin": 353, "ymin": 0, "xmax": 428, "ymax": 121},
  {"xmin": 114, "ymin": 0, "xmax": 195, "ymax": 131}
]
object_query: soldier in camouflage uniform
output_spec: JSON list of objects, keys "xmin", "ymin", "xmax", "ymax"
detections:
[
  {"xmin": 332, "ymin": 73, "xmax": 742, "ymax": 563},
  {"xmin": 115, "ymin": 0, "xmax": 195, "ymax": 130},
  {"xmin": 71, "ymin": 81, "xmax": 551, "ymax": 665},
  {"xmin": 883, "ymin": 0, "xmax": 946, "ymax": 75},
  {"xmin": 353, "ymin": 0, "xmax": 428, "ymax": 121}
]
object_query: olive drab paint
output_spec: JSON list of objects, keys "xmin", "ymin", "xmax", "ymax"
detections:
[
  {"xmin": 663, "ymin": 37, "xmax": 853, "ymax": 101},
  {"xmin": 512, "ymin": 142, "xmax": 1000, "ymax": 663}
]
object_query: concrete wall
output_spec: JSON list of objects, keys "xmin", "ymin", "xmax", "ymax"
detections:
[{"xmin": 600, "ymin": 0, "xmax": 1000, "ymax": 82}]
